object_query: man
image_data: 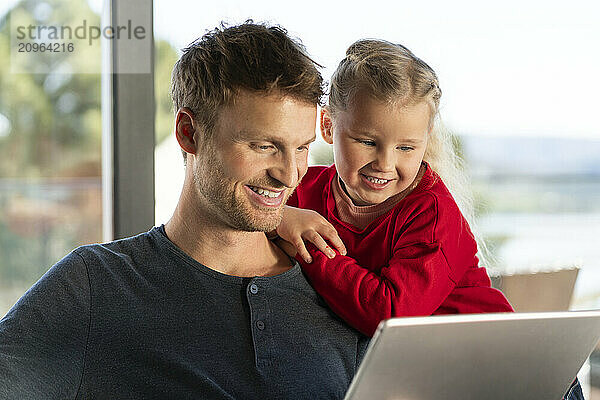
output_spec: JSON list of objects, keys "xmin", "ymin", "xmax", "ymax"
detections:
[{"xmin": 0, "ymin": 22, "xmax": 369, "ymax": 399}]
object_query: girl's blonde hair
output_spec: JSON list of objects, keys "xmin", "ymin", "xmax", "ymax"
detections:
[{"xmin": 328, "ymin": 39, "xmax": 491, "ymax": 267}]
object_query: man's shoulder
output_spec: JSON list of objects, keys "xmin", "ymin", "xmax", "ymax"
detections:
[
  {"xmin": 72, "ymin": 227, "xmax": 163, "ymax": 265},
  {"xmin": 62, "ymin": 227, "xmax": 176, "ymax": 292},
  {"xmin": 18, "ymin": 228, "xmax": 164, "ymax": 298}
]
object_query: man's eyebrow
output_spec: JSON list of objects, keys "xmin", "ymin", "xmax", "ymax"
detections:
[
  {"xmin": 235, "ymin": 131, "xmax": 316, "ymax": 146},
  {"xmin": 302, "ymin": 135, "xmax": 317, "ymax": 145},
  {"xmin": 233, "ymin": 130, "xmax": 262, "ymax": 139}
]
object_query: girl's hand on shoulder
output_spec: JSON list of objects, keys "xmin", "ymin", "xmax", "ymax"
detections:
[{"xmin": 277, "ymin": 206, "xmax": 347, "ymax": 263}]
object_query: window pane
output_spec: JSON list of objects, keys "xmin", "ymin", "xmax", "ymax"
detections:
[
  {"xmin": 154, "ymin": 37, "xmax": 181, "ymax": 225},
  {"xmin": 0, "ymin": 0, "xmax": 103, "ymax": 317}
]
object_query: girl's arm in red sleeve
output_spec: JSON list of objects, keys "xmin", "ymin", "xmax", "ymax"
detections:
[
  {"xmin": 299, "ymin": 191, "xmax": 512, "ymax": 337},
  {"xmin": 300, "ymin": 238, "xmax": 457, "ymax": 337},
  {"xmin": 435, "ymin": 266, "xmax": 514, "ymax": 314}
]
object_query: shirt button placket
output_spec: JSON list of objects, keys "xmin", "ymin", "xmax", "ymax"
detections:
[
  {"xmin": 249, "ymin": 283, "xmax": 259, "ymax": 295},
  {"xmin": 246, "ymin": 279, "xmax": 271, "ymax": 369}
]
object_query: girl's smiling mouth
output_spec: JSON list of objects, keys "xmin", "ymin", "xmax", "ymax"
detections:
[{"xmin": 360, "ymin": 173, "xmax": 394, "ymax": 190}]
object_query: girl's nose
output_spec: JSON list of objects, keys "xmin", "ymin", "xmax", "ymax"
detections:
[{"xmin": 371, "ymin": 148, "xmax": 395, "ymax": 172}]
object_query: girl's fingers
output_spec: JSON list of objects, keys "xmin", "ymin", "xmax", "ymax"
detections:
[
  {"xmin": 293, "ymin": 238, "xmax": 312, "ymax": 263},
  {"xmin": 321, "ymin": 225, "xmax": 347, "ymax": 256},
  {"xmin": 304, "ymin": 231, "xmax": 336, "ymax": 259}
]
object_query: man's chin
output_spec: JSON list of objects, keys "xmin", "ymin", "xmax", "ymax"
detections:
[
  {"xmin": 248, "ymin": 216, "xmax": 282, "ymax": 233},
  {"xmin": 233, "ymin": 207, "xmax": 283, "ymax": 233}
]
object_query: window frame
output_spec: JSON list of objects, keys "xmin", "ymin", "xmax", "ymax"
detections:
[{"xmin": 102, "ymin": 0, "xmax": 155, "ymax": 241}]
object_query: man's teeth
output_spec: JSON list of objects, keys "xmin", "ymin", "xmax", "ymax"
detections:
[
  {"xmin": 365, "ymin": 176, "xmax": 390, "ymax": 184},
  {"xmin": 249, "ymin": 186, "xmax": 281, "ymax": 198}
]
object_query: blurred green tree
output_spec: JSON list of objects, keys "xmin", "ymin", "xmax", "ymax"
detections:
[{"xmin": 0, "ymin": 0, "xmax": 178, "ymax": 290}]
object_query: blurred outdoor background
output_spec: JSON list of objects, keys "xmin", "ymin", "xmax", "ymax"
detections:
[{"xmin": 0, "ymin": 0, "xmax": 599, "ymax": 395}]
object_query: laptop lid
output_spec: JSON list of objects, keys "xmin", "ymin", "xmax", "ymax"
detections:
[{"xmin": 344, "ymin": 311, "xmax": 600, "ymax": 400}]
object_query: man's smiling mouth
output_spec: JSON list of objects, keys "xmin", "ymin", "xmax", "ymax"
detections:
[{"xmin": 247, "ymin": 185, "xmax": 284, "ymax": 198}]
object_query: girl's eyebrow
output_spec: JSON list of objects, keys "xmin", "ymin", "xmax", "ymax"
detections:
[
  {"xmin": 350, "ymin": 130, "xmax": 377, "ymax": 138},
  {"xmin": 351, "ymin": 131, "xmax": 425, "ymax": 144},
  {"xmin": 400, "ymin": 138, "xmax": 425, "ymax": 144}
]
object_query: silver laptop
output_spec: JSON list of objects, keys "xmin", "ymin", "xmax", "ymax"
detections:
[{"xmin": 345, "ymin": 311, "xmax": 600, "ymax": 400}]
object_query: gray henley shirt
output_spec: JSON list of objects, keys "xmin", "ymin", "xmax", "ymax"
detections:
[{"xmin": 0, "ymin": 226, "xmax": 369, "ymax": 399}]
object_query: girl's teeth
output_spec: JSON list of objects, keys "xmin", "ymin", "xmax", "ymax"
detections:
[{"xmin": 366, "ymin": 176, "xmax": 389, "ymax": 184}]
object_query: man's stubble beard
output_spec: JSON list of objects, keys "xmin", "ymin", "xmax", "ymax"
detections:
[{"xmin": 192, "ymin": 150, "xmax": 292, "ymax": 233}]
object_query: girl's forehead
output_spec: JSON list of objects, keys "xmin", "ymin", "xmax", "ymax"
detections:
[{"xmin": 336, "ymin": 98, "xmax": 431, "ymax": 134}]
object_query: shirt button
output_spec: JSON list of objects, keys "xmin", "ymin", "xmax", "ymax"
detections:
[
  {"xmin": 249, "ymin": 284, "xmax": 259, "ymax": 294},
  {"xmin": 256, "ymin": 320, "xmax": 265, "ymax": 330}
]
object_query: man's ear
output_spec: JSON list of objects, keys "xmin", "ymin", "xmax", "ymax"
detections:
[
  {"xmin": 320, "ymin": 107, "xmax": 334, "ymax": 145},
  {"xmin": 175, "ymin": 108, "xmax": 198, "ymax": 155}
]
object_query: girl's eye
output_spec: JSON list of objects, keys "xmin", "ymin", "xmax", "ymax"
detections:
[
  {"xmin": 398, "ymin": 146, "xmax": 414, "ymax": 152},
  {"xmin": 359, "ymin": 140, "xmax": 376, "ymax": 146}
]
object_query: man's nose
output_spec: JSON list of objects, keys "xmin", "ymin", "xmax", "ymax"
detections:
[
  {"xmin": 270, "ymin": 151, "xmax": 300, "ymax": 188},
  {"xmin": 372, "ymin": 148, "xmax": 395, "ymax": 172}
]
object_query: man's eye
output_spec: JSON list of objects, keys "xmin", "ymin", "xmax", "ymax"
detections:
[
  {"xmin": 252, "ymin": 144, "xmax": 275, "ymax": 152},
  {"xmin": 297, "ymin": 145, "xmax": 309, "ymax": 152}
]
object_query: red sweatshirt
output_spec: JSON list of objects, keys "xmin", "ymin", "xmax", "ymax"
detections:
[{"xmin": 288, "ymin": 164, "xmax": 514, "ymax": 337}]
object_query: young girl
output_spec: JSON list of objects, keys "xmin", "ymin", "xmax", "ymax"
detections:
[{"xmin": 277, "ymin": 39, "xmax": 514, "ymax": 338}]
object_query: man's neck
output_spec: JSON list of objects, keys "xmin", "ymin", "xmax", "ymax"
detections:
[{"xmin": 164, "ymin": 196, "xmax": 292, "ymax": 278}]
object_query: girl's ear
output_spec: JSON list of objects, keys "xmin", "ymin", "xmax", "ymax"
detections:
[{"xmin": 320, "ymin": 107, "xmax": 334, "ymax": 145}]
